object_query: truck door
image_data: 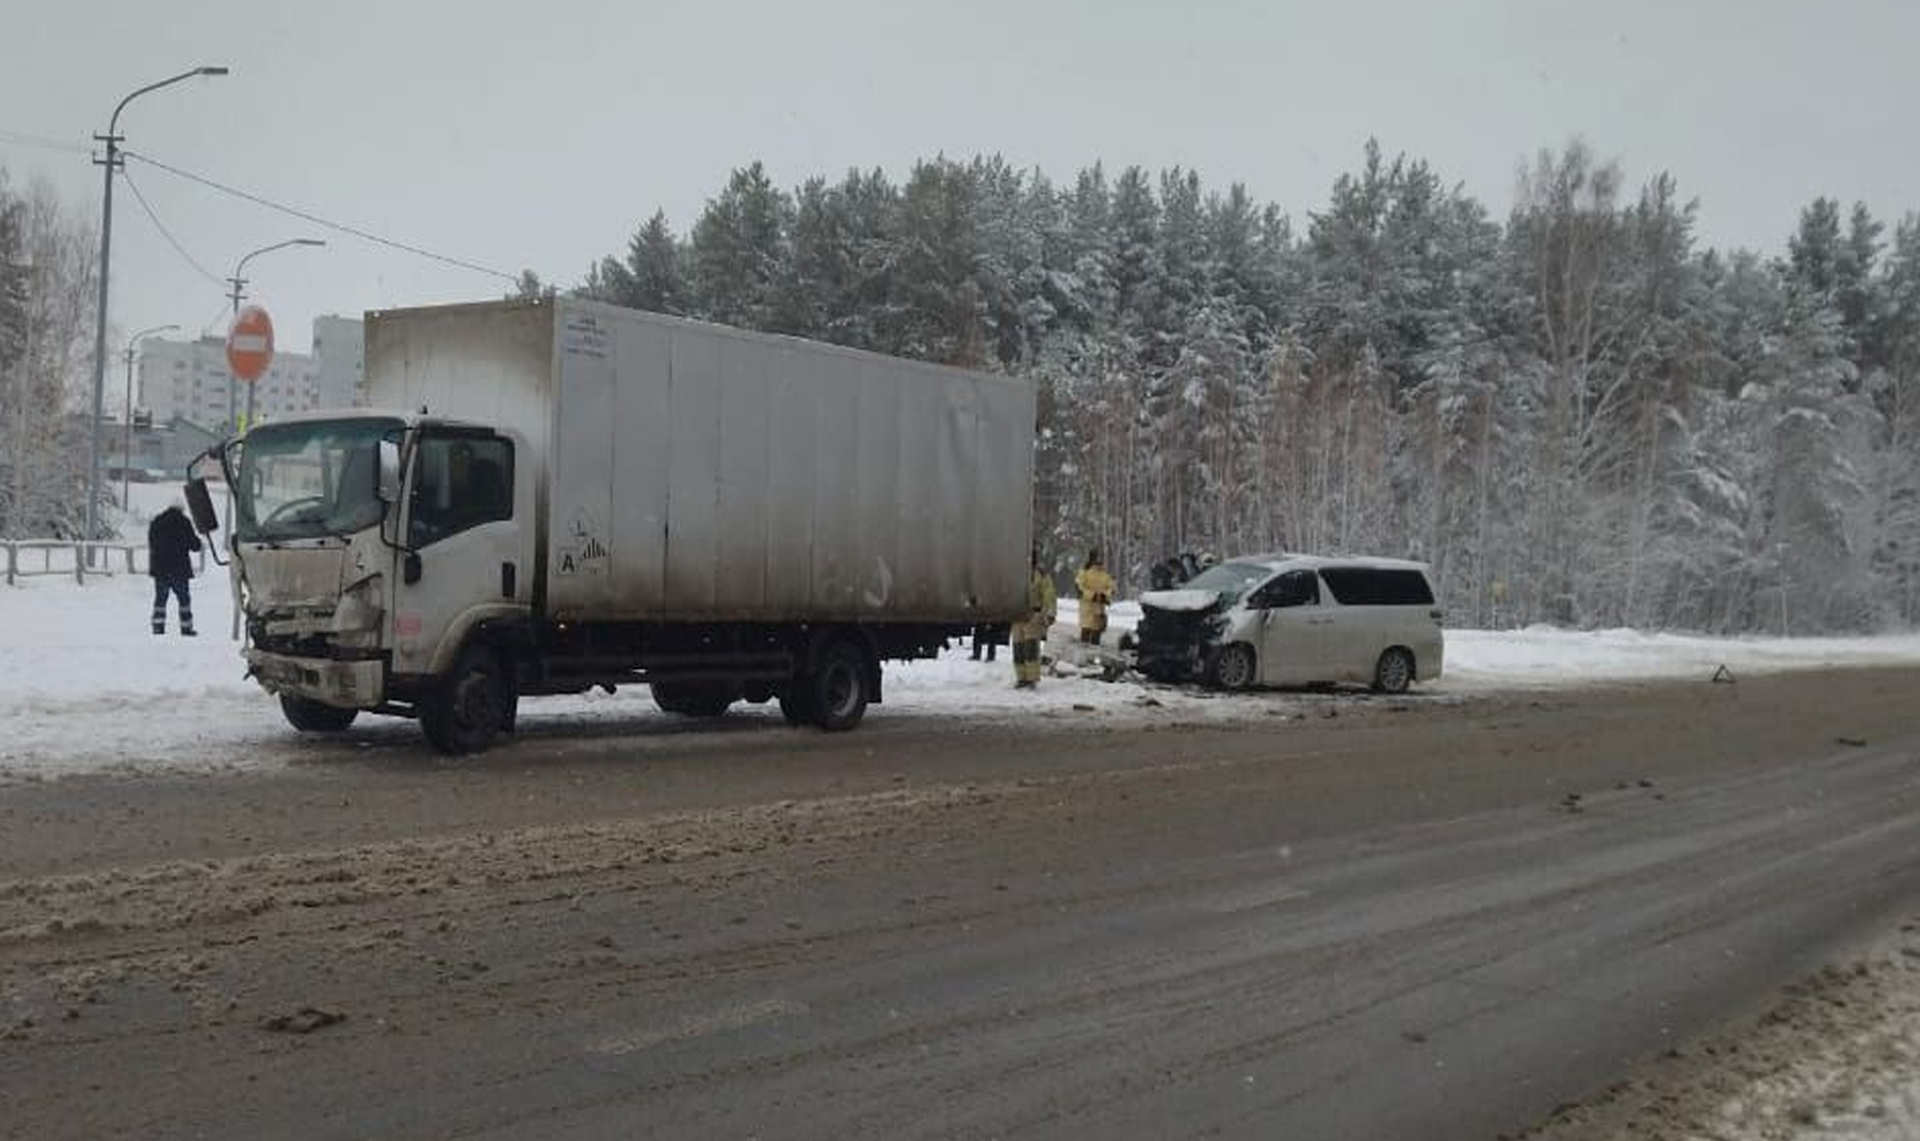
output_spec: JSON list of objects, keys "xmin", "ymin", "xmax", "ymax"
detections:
[{"xmin": 390, "ymin": 428, "xmax": 532, "ymax": 678}]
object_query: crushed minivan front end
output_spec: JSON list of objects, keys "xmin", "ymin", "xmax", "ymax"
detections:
[{"xmin": 1132, "ymin": 591, "xmax": 1228, "ymax": 682}]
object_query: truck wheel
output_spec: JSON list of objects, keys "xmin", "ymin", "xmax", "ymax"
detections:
[
  {"xmin": 778, "ymin": 684, "xmax": 816, "ymax": 726},
  {"xmin": 810, "ymin": 642, "xmax": 871, "ymax": 731},
  {"xmin": 280, "ymin": 695, "xmax": 357, "ymax": 733},
  {"xmin": 421, "ymin": 647, "xmax": 510, "ymax": 755}
]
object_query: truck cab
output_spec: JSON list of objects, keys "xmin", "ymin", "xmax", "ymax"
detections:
[{"xmin": 214, "ymin": 409, "xmax": 533, "ymax": 749}]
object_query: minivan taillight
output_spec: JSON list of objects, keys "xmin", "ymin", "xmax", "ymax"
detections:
[{"xmin": 1429, "ymin": 609, "xmax": 1444, "ymax": 623}]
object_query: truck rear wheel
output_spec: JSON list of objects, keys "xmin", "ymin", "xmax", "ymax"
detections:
[
  {"xmin": 809, "ymin": 642, "xmax": 871, "ymax": 732},
  {"xmin": 280, "ymin": 695, "xmax": 357, "ymax": 733},
  {"xmin": 421, "ymin": 647, "xmax": 512, "ymax": 755}
]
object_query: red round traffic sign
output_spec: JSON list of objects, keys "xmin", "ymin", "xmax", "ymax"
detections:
[{"xmin": 227, "ymin": 304, "xmax": 275, "ymax": 383}]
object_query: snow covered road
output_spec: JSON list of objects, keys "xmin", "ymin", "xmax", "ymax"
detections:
[{"xmin": 7, "ymin": 661, "xmax": 1920, "ymax": 1141}]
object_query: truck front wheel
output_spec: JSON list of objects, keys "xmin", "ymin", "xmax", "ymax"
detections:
[
  {"xmin": 421, "ymin": 647, "xmax": 513, "ymax": 755},
  {"xmin": 809, "ymin": 642, "xmax": 871, "ymax": 732},
  {"xmin": 280, "ymin": 695, "xmax": 357, "ymax": 733}
]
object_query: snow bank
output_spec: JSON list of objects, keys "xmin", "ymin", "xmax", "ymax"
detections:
[
  {"xmin": 0, "ymin": 574, "xmax": 1299, "ymax": 781},
  {"xmin": 1444, "ymin": 626, "xmax": 1920, "ymax": 689}
]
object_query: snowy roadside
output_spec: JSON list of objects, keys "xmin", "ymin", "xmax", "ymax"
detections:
[
  {"xmin": 2, "ymin": 576, "xmax": 1916, "ymax": 783},
  {"xmin": 0, "ymin": 575, "xmax": 1311, "ymax": 782},
  {"xmin": 1065, "ymin": 597, "xmax": 1920, "ymax": 688},
  {"xmin": 1528, "ymin": 916, "xmax": 1920, "ymax": 1140}
]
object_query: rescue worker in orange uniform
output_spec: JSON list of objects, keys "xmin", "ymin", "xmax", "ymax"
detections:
[
  {"xmin": 1074, "ymin": 547, "xmax": 1115, "ymax": 646},
  {"xmin": 1013, "ymin": 548, "xmax": 1056, "ymax": 688}
]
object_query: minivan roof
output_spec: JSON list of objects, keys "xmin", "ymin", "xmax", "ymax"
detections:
[{"xmin": 1233, "ymin": 553, "xmax": 1433, "ymax": 575}]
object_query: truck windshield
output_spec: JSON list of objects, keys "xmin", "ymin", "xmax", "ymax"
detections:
[
  {"xmin": 232, "ymin": 418, "xmax": 402, "ymax": 542},
  {"xmin": 1183, "ymin": 561, "xmax": 1276, "ymax": 606}
]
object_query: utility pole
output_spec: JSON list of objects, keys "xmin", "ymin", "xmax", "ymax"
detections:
[
  {"xmin": 84, "ymin": 66, "xmax": 228, "ymax": 564},
  {"xmin": 121, "ymin": 324, "xmax": 177, "ymax": 509}
]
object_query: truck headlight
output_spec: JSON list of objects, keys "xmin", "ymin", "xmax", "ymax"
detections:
[{"xmin": 332, "ymin": 574, "xmax": 385, "ymax": 645}]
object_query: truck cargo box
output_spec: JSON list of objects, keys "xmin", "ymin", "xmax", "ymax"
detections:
[{"xmin": 365, "ymin": 298, "xmax": 1035, "ymax": 626}]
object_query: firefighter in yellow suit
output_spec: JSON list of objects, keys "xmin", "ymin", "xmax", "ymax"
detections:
[
  {"xmin": 1074, "ymin": 548, "xmax": 1116, "ymax": 646},
  {"xmin": 1013, "ymin": 548, "xmax": 1056, "ymax": 689}
]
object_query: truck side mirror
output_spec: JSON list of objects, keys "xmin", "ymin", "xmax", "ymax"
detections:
[
  {"xmin": 377, "ymin": 438, "xmax": 403, "ymax": 503},
  {"xmin": 184, "ymin": 478, "xmax": 219, "ymax": 534}
]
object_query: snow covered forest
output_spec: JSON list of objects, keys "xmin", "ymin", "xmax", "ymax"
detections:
[
  {"xmin": 0, "ymin": 168, "xmax": 97, "ymax": 540},
  {"xmin": 568, "ymin": 140, "xmax": 1920, "ymax": 635}
]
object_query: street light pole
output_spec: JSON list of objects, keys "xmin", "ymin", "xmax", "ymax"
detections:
[
  {"xmin": 84, "ymin": 65, "xmax": 228, "ymax": 564},
  {"xmin": 121, "ymin": 323, "xmax": 178, "ymax": 509}
]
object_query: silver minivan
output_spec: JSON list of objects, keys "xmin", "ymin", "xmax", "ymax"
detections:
[{"xmin": 1130, "ymin": 555, "xmax": 1444, "ymax": 693}]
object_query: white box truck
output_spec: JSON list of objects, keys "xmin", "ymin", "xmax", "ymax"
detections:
[{"xmin": 187, "ymin": 298, "xmax": 1036, "ymax": 752}]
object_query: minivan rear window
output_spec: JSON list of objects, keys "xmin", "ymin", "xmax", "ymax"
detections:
[{"xmin": 1319, "ymin": 567, "xmax": 1435, "ymax": 606}]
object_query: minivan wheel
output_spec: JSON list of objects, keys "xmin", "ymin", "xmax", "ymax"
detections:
[
  {"xmin": 280, "ymin": 695, "xmax": 357, "ymax": 733},
  {"xmin": 1210, "ymin": 643, "xmax": 1257, "ymax": 691},
  {"xmin": 1374, "ymin": 647, "xmax": 1415, "ymax": 695}
]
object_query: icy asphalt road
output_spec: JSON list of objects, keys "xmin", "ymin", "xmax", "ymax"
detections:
[{"xmin": 4, "ymin": 666, "xmax": 1920, "ymax": 1140}]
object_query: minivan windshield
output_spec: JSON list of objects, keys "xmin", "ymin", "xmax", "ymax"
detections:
[
  {"xmin": 232, "ymin": 417, "xmax": 403, "ymax": 542},
  {"xmin": 1180, "ymin": 561, "xmax": 1275, "ymax": 606}
]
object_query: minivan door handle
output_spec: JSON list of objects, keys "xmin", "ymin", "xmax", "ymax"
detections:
[{"xmin": 1307, "ymin": 617, "xmax": 1333, "ymax": 626}]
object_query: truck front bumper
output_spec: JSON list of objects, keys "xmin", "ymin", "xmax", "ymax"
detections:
[{"xmin": 245, "ymin": 649, "xmax": 385, "ymax": 710}]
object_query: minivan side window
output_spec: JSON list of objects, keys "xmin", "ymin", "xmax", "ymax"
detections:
[
  {"xmin": 1251, "ymin": 569, "xmax": 1320, "ymax": 609},
  {"xmin": 409, "ymin": 434, "xmax": 513, "ymax": 548},
  {"xmin": 1320, "ymin": 567, "xmax": 1435, "ymax": 606}
]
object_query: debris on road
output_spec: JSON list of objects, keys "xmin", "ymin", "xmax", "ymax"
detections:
[{"xmin": 260, "ymin": 1007, "xmax": 346, "ymax": 1035}]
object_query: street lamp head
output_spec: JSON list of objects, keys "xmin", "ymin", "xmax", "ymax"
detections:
[
  {"xmin": 294, "ymin": 239, "xmax": 327, "ymax": 248},
  {"xmin": 198, "ymin": 66, "xmax": 230, "ymax": 76}
]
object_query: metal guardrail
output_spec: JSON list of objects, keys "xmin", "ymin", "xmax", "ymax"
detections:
[{"xmin": 3, "ymin": 540, "xmax": 208, "ymax": 585}]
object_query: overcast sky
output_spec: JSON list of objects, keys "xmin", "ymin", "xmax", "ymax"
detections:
[{"xmin": 2, "ymin": 0, "xmax": 1916, "ymax": 356}]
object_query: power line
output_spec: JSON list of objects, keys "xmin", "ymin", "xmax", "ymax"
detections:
[
  {"xmin": 198, "ymin": 300, "xmax": 232, "ymax": 338},
  {"xmin": 0, "ymin": 127, "xmax": 90, "ymax": 156},
  {"xmin": 119, "ymin": 166, "xmax": 228, "ymax": 288},
  {"xmin": 123, "ymin": 149, "xmax": 519, "ymax": 283}
]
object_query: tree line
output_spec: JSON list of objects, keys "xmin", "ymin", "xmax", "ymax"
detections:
[
  {"xmin": 0, "ymin": 167, "xmax": 97, "ymax": 540},
  {"xmin": 562, "ymin": 140, "xmax": 1920, "ymax": 634}
]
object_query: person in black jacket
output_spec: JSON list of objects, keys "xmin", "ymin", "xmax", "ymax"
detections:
[{"xmin": 147, "ymin": 504, "xmax": 202, "ymax": 636}]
